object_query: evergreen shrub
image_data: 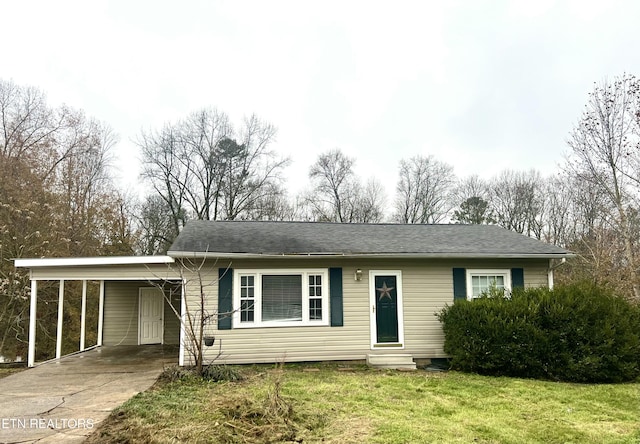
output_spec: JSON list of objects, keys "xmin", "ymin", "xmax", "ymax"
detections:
[{"xmin": 437, "ymin": 283, "xmax": 640, "ymax": 382}]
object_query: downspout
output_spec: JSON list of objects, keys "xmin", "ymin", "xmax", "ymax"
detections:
[{"xmin": 547, "ymin": 258, "xmax": 567, "ymax": 290}]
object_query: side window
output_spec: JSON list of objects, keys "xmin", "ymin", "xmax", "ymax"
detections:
[{"xmin": 467, "ymin": 270, "xmax": 510, "ymax": 300}]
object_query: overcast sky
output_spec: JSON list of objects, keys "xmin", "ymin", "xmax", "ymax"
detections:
[{"xmin": 2, "ymin": 0, "xmax": 640, "ymax": 200}]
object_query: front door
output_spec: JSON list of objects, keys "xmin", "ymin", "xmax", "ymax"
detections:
[
  {"xmin": 139, "ymin": 288, "xmax": 164, "ymax": 345},
  {"xmin": 370, "ymin": 271, "xmax": 404, "ymax": 348}
]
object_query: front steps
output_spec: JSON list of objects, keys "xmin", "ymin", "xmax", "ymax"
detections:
[{"xmin": 366, "ymin": 353, "xmax": 417, "ymax": 370}]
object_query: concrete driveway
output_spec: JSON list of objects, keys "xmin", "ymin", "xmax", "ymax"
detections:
[{"xmin": 0, "ymin": 345, "xmax": 177, "ymax": 443}]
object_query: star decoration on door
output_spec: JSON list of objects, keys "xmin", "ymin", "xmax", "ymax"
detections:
[{"xmin": 377, "ymin": 282, "xmax": 394, "ymax": 301}]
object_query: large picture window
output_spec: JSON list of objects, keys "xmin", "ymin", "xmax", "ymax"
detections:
[
  {"xmin": 233, "ymin": 269, "xmax": 329, "ymax": 327},
  {"xmin": 466, "ymin": 269, "xmax": 511, "ymax": 300}
]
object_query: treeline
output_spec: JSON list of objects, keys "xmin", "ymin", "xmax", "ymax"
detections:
[
  {"xmin": 1, "ymin": 74, "xmax": 639, "ymax": 360},
  {"xmin": 0, "ymin": 80, "xmax": 135, "ymax": 360}
]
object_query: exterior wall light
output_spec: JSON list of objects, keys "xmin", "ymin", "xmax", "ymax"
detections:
[{"xmin": 355, "ymin": 269, "xmax": 363, "ymax": 281}]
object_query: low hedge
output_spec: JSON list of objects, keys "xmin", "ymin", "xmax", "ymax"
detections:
[{"xmin": 437, "ymin": 283, "xmax": 640, "ymax": 382}]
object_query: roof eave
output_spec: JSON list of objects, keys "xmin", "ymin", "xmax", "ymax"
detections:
[{"xmin": 167, "ymin": 251, "xmax": 574, "ymax": 260}]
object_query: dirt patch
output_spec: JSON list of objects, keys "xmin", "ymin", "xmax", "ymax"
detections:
[{"xmin": 0, "ymin": 367, "xmax": 26, "ymax": 379}]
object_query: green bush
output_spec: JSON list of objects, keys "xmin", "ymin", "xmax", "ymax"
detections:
[{"xmin": 437, "ymin": 283, "xmax": 640, "ymax": 383}]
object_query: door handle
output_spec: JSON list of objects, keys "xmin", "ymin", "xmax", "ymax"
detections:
[{"xmin": 372, "ymin": 305, "xmax": 375, "ymax": 313}]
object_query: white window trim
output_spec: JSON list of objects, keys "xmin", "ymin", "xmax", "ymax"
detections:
[
  {"xmin": 232, "ymin": 268, "xmax": 329, "ymax": 328},
  {"xmin": 466, "ymin": 269, "xmax": 512, "ymax": 300}
]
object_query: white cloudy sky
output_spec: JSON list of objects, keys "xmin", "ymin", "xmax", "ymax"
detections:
[{"xmin": 2, "ymin": 0, "xmax": 640, "ymax": 199}]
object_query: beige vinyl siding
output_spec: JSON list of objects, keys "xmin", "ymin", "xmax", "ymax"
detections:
[
  {"xmin": 103, "ymin": 281, "xmax": 140, "ymax": 346},
  {"xmin": 163, "ymin": 284, "xmax": 182, "ymax": 345},
  {"xmin": 187, "ymin": 258, "xmax": 550, "ymax": 365},
  {"xmin": 102, "ymin": 281, "xmax": 182, "ymax": 346}
]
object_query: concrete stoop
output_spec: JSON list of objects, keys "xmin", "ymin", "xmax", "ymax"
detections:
[{"xmin": 366, "ymin": 353, "xmax": 417, "ymax": 370}]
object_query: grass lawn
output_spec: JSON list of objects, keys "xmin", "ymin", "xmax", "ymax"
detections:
[{"xmin": 88, "ymin": 364, "xmax": 640, "ymax": 444}]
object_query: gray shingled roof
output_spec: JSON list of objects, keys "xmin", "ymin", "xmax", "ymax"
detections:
[{"xmin": 167, "ymin": 221, "xmax": 571, "ymax": 258}]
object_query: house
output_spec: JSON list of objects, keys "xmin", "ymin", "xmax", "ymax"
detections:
[{"xmin": 15, "ymin": 221, "xmax": 571, "ymax": 368}]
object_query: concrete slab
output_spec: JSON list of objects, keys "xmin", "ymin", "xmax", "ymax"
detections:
[{"xmin": 0, "ymin": 345, "xmax": 177, "ymax": 443}]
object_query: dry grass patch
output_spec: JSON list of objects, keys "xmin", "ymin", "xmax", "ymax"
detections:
[{"xmin": 87, "ymin": 365, "xmax": 640, "ymax": 444}]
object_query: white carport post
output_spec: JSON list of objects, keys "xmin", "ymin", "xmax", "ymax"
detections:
[
  {"xmin": 80, "ymin": 280, "xmax": 87, "ymax": 351},
  {"xmin": 178, "ymin": 279, "xmax": 186, "ymax": 367},
  {"xmin": 27, "ymin": 280, "xmax": 38, "ymax": 367},
  {"xmin": 97, "ymin": 280, "xmax": 105, "ymax": 347},
  {"xmin": 55, "ymin": 279, "xmax": 65, "ymax": 360}
]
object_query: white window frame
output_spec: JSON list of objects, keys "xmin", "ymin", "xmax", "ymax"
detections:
[
  {"xmin": 466, "ymin": 269, "xmax": 511, "ymax": 300},
  {"xmin": 232, "ymin": 269, "xmax": 329, "ymax": 328}
]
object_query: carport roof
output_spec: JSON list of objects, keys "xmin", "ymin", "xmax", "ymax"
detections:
[{"xmin": 14, "ymin": 255, "xmax": 174, "ymax": 268}]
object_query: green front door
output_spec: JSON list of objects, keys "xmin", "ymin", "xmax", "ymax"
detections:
[{"xmin": 374, "ymin": 275, "xmax": 399, "ymax": 343}]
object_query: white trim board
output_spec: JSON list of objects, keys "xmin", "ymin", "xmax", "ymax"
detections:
[{"xmin": 15, "ymin": 256, "xmax": 175, "ymax": 268}]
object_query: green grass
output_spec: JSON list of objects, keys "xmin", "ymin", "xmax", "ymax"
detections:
[{"xmin": 87, "ymin": 365, "xmax": 640, "ymax": 444}]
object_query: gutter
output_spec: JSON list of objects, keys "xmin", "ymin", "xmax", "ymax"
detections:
[
  {"xmin": 167, "ymin": 251, "xmax": 575, "ymax": 260},
  {"xmin": 549, "ymin": 257, "xmax": 567, "ymax": 270}
]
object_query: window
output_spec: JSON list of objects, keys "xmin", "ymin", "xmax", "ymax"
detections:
[
  {"xmin": 234, "ymin": 269, "xmax": 329, "ymax": 327},
  {"xmin": 262, "ymin": 275, "xmax": 302, "ymax": 321},
  {"xmin": 239, "ymin": 275, "xmax": 255, "ymax": 322},
  {"xmin": 308, "ymin": 274, "xmax": 323, "ymax": 320},
  {"xmin": 466, "ymin": 269, "xmax": 511, "ymax": 300}
]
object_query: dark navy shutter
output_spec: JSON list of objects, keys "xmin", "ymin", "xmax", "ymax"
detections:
[
  {"xmin": 511, "ymin": 268, "xmax": 524, "ymax": 290},
  {"xmin": 453, "ymin": 268, "xmax": 467, "ymax": 301},
  {"xmin": 329, "ymin": 267, "xmax": 343, "ymax": 327},
  {"xmin": 218, "ymin": 267, "xmax": 233, "ymax": 330}
]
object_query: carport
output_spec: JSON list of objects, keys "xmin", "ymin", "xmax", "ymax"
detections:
[{"xmin": 14, "ymin": 256, "xmax": 186, "ymax": 367}]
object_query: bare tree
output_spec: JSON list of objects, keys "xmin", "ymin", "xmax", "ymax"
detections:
[
  {"xmin": 307, "ymin": 149, "xmax": 356, "ymax": 222},
  {"xmin": 56, "ymin": 115, "xmax": 119, "ymax": 255},
  {"xmin": 0, "ymin": 80, "xmax": 65, "ymax": 164},
  {"xmin": 304, "ymin": 149, "xmax": 385, "ymax": 223},
  {"xmin": 540, "ymin": 174, "xmax": 574, "ymax": 246},
  {"xmin": 138, "ymin": 122, "xmax": 206, "ymax": 237},
  {"xmin": 135, "ymin": 195, "xmax": 178, "ymax": 254},
  {"xmin": 354, "ymin": 179, "xmax": 386, "ymax": 223},
  {"xmin": 453, "ymin": 175, "xmax": 490, "ymax": 203},
  {"xmin": 394, "ymin": 155, "xmax": 455, "ymax": 223},
  {"xmin": 242, "ymin": 183, "xmax": 298, "ymax": 221},
  {"xmin": 489, "ymin": 170, "xmax": 545, "ymax": 238},
  {"xmin": 221, "ymin": 115, "xmax": 287, "ymax": 219},
  {"xmin": 138, "ymin": 109, "xmax": 289, "ymax": 230},
  {"xmin": 565, "ymin": 74, "xmax": 640, "ymax": 300},
  {"xmin": 570, "ymin": 175, "xmax": 611, "ymax": 240}
]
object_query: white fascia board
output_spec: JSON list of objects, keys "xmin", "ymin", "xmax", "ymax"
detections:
[
  {"xmin": 14, "ymin": 256, "xmax": 175, "ymax": 268},
  {"xmin": 167, "ymin": 251, "xmax": 574, "ymax": 260}
]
